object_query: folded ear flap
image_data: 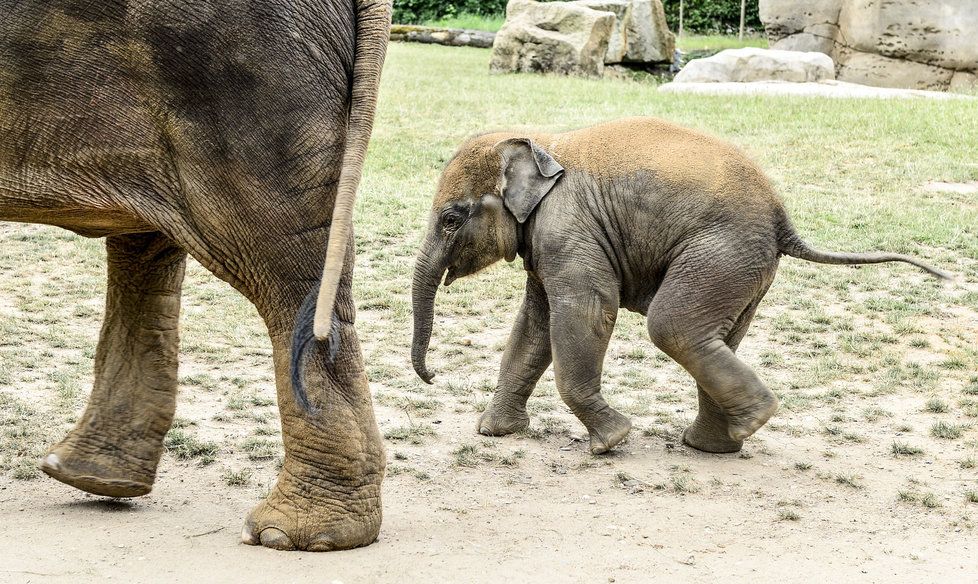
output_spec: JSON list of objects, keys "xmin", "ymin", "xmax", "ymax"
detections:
[{"xmin": 493, "ymin": 138, "xmax": 564, "ymax": 223}]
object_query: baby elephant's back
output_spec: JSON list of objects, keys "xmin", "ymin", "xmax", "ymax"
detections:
[{"xmin": 550, "ymin": 117, "xmax": 779, "ymax": 205}]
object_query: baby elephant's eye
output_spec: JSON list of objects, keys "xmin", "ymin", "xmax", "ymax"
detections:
[{"xmin": 441, "ymin": 210, "xmax": 465, "ymax": 230}]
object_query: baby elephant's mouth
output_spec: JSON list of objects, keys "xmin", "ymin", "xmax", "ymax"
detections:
[{"xmin": 444, "ymin": 268, "xmax": 458, "ymax": 286}]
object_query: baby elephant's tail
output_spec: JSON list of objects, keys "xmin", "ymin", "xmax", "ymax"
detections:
[{"xmin": 776, "ymin": 218, "xmax": 951, "ymax": 280}]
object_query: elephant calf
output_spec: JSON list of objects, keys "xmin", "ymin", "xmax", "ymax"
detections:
[{"xmin": 411, "ymin": 117, "xmax": 948, "ymax": 455}]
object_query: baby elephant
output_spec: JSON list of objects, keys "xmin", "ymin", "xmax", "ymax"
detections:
[{"xmin": 410, "ymin": 117, "xmax": 947, "ymax": 455}]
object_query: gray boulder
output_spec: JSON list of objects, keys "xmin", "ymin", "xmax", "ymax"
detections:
[
  {"xmin": 618, "ymin": 0, "xmax": 674, "ymax": 63},
  {"xmin": 674, "ymin": 48, "xmax": 835, "ymax": 83},
  {"xmin": 574, "ymin": 0, "xmax": 630, "ymax": 63},
  {"xmin": 490, "ymin": 0, "xmax": 616, "ymax": 77}
]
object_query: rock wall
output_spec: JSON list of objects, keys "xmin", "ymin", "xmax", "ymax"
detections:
[{"xmin": 760, "ymin": 0, "xmax": 978, "ymax": 91}]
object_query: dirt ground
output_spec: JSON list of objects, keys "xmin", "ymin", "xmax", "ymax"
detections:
[{"xmin": 1, "ymin": 220, "xmax": 977, "ymax": 583}]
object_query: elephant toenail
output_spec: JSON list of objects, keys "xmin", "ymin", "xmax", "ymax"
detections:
[
  {"xmin": 306, "ymin": 536, "xmax": 337, "ymax": 552},
  {"xmin": 240, "ymin": 525, "xmax": 259, "ymax": 546},
  {"xmin": 259, "ymin": 527, "xmax": 295, "ymax": 550},
  {"xmin": 42, "ymin": 453, "xmax": 61, "ymax": 471}
]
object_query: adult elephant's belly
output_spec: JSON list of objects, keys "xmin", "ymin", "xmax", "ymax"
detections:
[{"xmin": 0, "ymin": 1, "xmax": 168, "ymax": 237}]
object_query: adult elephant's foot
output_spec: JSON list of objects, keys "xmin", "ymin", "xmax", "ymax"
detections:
[
  {"xmin": 587, "ymin": 408, "xmax": 632, "ymax": 455},
  {"xmin": 40, "ymin": 435, "xmax": 158, "ymax": 498},
  {"xmin": 241, "ymin": 473, "xmax": 382, "ymax": 551},
  {"xmin": 726, "ymin": 389, "xmax": 779, "ymax": 442},
  {"xmin": 681, "ymin": 420, "xmax": 743, "ymax": 454},
  {"xmin": 477, "ymin": 398, "xmax": 530, "ymax": 436}
]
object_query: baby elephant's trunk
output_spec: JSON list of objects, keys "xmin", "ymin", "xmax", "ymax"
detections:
[{"xmin": 411, "ymin": 242, "xmax": 445, "ymax": 384}]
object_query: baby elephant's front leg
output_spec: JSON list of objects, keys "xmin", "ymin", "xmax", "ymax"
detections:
[
  {"xmin": 549, "ymin": 284, "xmax": 631, "ymax": 454},
  {"xmin": 479, "ymin": 274, "xmax": 552, "ymax": 436}
]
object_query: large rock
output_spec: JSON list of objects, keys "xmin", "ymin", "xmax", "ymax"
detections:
[
  {"xmin": 618, "ymin": 0, "xmax": 673, "ymax": 63},
  {"xmin": 490, "ymin": 0, "xmax": 616, "ymax": 77},
  {"xmin": 835, "ymin": 49, "xmax": 953, "ymax": 91},
  {"xmin": 574, "ymin": 0, "xmax": 630, "ymax": 62},
  {"xmin": 674, "ymin": 48, "xmax": 835, "ymax": 83},
  {"xmin": 759, "ymin": 0, "xmax": 978, "ymax": 91}
]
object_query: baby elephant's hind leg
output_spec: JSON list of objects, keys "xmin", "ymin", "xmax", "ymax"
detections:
[
  {"xmin": 41, "ymin": 233, "xmax": 186, "ymax": 497},
  {"xmin": 681, "ymin": 292, "xmax": 767, "ymax": 453},
  {"xmin": 648, "ymin": 260, "xmax": 778, "ymax": 451}
]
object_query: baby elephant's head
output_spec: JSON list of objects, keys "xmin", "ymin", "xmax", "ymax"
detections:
[{"xmin": 411, "ymin": 135, "xmax": 564, "ymax": 383}]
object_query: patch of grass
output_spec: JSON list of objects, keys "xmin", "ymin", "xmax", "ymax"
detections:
[
  {"xmin": 963, "ymin": 378, "xmax": 978, "ymax": 396},
  {"xmin": 222, "ymin": 468, "xmax": 252, "ymax": 486},
  {"xmin": 960, "ymin": 457, "xmax": 976, "ymax": 469},
  {"xmin": 966, "ymin": 491, "xmax": 978, "ymax": 504},
  {"xmin": 164, "ymin": 429, "xmax": 219, "ymax": 465},
  {"xmin": 898, "ymin": 489, "xmax": 943, "ymax": 509},
  {"xmin": 862, "ymin": 407, "xmax": 893, "ymax": 422},
  {"xmin": 419, "ymin": 13, "xmax": 505, "ymax": 32},
  {"xmin": 498, "ymin": 449, "xmax": 525, "ymax": 467},
  {"xmin": 383, "ymin": 424, "xmax": 436, "ymax": 444},
  {"xmin": 834, "ymin": 473, "xmax": 862, "ymax": 489},
  {"xmin": 891, "ymin": 441, "xmax": 924, "ymax": 456},
  {"xmin": 669, "ymin": 466, "xmax": 701, "ymax": 494},
  {"xmin": 239, "ymin": 437, "xmax": 278, "ymax": 461},
  {"xmin": 925, "ymin": 397, "xmax": 949, "ymax": 413},
  {"xmin": 897, "ymin": 490, "xmax": 920, "ymax": 503},
  {"xmin": 793, "ymin": 462, "xmax": 812, "ymax": 471},
  {"xmin": 375, "ymin": 393, "xmax": 442, "ymax": 417},
  {"xmin": 777, "ymin": 509, "xmax": 800, "ymax": 521},
  {"xmin": 452, "ymin": 444, "xmax": 483, "ymax": 468},
  {"xmin": 930, "ymin": 421, "xmax": 965, "ymax": 440},
  {"xmin": 11, "ymin": 459, "xmax": 39, "ymax": 480}
]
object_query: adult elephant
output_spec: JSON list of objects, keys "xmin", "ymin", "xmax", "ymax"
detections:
[{"xmin": 0, "ymin": 0, "xmax": 391, "ymax": 551}]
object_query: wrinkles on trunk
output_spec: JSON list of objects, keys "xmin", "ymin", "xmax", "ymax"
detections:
[{"xmin": 411, "ymin": 246, "xmax": 445, "ymax": 384}]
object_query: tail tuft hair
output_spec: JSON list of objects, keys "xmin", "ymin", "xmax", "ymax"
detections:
[{"xmin": 290, "ymin": 284, "xmax": 342, "ymax": 413}]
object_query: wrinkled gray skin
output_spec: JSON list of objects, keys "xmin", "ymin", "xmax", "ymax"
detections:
[
  {"xmin": 1, "ymin": 0, "xmax": 391, "ymax": 551},
  {"xmin": 411, "ymin": 118, "xmax": 948, "ymax": 455}
]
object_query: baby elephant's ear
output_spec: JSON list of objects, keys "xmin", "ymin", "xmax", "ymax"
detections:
[{"xmin": 493, "ymin": 138, "xmax": 564, "ymax": 223}]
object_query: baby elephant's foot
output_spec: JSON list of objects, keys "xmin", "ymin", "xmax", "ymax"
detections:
[
  {"xmin": 588, "ymin": 409, "xmax": 632, "ymax": 455},
  {"xmin": 682, "ymin": 421, "xmax": 742, "ymax": 454},
  {"xmin": 478, "ymin": 400, "xmax": 529, "ymax": 436},
  {"xmin": 726, "ymin": 389, "xmax": 779, "ymax": 442}
]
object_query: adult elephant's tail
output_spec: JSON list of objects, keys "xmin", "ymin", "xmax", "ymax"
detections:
[
  {"xmin": 292, "ymin": 0, "xmax": 391, "ymax": 411},
  {"xmin": 775, "ymin": 210, "xmax": 952, "ymax": 280},
  {"xmin": 313, "ymin": 0, "xmax": 392, "ymax": 339}
]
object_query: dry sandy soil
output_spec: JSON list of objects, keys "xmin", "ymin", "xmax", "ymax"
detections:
[{"xmin": 1, "ymin": 216, "xmax": 977, "ymax": 584}]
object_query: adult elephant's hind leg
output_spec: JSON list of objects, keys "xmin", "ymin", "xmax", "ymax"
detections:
[
  {"xmin": 41, "ymin": 233, "xmax": 186, "ymax": 497},
  {"xmin": 240, "ymin": 267, "xmax": 385, "ymax": 552}
]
